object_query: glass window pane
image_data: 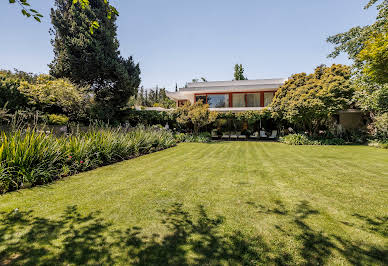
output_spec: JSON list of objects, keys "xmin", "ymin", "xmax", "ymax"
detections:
[
  {"xmin": 246, "ymin": 93, "xmax": 260, "ymax": 107},
  {"xmin": 264, "ymin": 92, "xmax": 274, "ymax": 107},
  {"xmin": 232, "ymin": 94, "xmax": 245, "ymax": 107},
  {"xmin": 195, "ymin": 95, "xmax": 206, "ymax": 104},
  {"xmin": 207, "ymin": 94, "xmax": 228, "ymax": 108}
]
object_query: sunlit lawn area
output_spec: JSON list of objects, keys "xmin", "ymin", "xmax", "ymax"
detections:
[{"xmin": 0, "ymin": 142, "xmax": 387, "ymax": 265}]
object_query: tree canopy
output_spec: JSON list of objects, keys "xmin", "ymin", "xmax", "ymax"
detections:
[
  {"xmin": 234, "ymin": 64, "xmax": 247, "ymax": 80},
  {"xmin": 271, "ymin": 64, "xmax": 353, "ymax": 135},
  {"xmin": 327, "ymin": 0, "xmax": 387, "ymax": 78},
  {"xmin": 49, "ymin": 0, "xmax": 140, "ymax": 120},
  {"xmin": 176, "ymin": 101, "xmax": 217, "ymax": 134}
]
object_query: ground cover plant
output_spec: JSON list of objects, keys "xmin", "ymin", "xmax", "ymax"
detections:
[
  {"xmin": 0, "ymin": 142, "xmax": 386, "ymax": 265},
  {"xmin": 0, "ymin": 126, "xmax": 176, "ymax": 193}
]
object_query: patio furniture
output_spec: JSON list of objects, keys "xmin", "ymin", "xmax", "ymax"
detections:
[
  {"xmin": 211, "ymin": 130, "xmax": 219, "ymax": 139},
  {"xmin": 230, "ymin": 132, "xmax": 238, "ymax": 140},
  {"xmin": 268, "ymin": 130, "xmax": 278, "ymax": 139},
  {"xmin": 238, "ymin": 133, "xmax": 247, "ymax": 140},
  {"xmin": 260, "ymin": 130, "xmax": 267, "ymax": 139},
  {"xmin": 221, "ymin": 132, "xmax": 230, "ymax": 140},
  {"xmin": 249, "ymin": 131, "xmax": 259, "ymax": 139}
]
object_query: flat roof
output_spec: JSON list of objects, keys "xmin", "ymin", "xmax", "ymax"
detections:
[{"xmin": 180, "ymin": 78, "xmax": 287, "ymax": 92}]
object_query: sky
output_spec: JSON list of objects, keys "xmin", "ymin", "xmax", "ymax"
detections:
[{"xmin": 0, "ymin": 0, "xmax": 379, "ymax": 91}]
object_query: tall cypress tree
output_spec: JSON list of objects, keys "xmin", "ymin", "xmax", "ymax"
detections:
[{"xmin": 49, "ymin": 0, "xmax": 140, "ymax": 120}]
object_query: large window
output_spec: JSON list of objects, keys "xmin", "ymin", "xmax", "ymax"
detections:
[
  {"xmin": 264, "ymin": 92, "xmax": 274, "ymax": 107},
  {"xmin": 246, "ymin": 93, "xmax": 261, "ymax": 107},
  {"xmin": 232, "ymin": 94, "xmax": 245, "ymax": 107},
  {"xmin": 207, "ymin": 94, "xmax": 229, "ymax": 108},
  {"xmin": 195, "ymin": 95, "xmax": 206, "ymax": 104}
]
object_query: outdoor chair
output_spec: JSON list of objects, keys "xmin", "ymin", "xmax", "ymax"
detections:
[
  {"xmin": 260, "ymin": 130, "xmax": 268, "ymax": 139},
  {"xmin": 238, "ymin": 133, "xmax": 247, "ymax": 140},
  {"xmin": 211, "ymin": 130, "xmax": 219, "ymax": 139},
  {"xmin": 221, "ymin": 132, "xmax": 230, "ymax": 140},
  {"xmin": 250, "ymin": 131, "xmax": 259, "ymax": 139},
  {"xmin": 230, "ymin": 132, "xmax": 238, "ymax": 140},
  {"xmin": 268, "ymin": 130, "xmax": 278, "ymax": 139}
]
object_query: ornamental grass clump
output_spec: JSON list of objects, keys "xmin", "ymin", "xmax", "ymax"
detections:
[
  {"xmin": 0, "ymin": 126, "xmax": 176, "ymax": 194},
  {"xmin": 0, "ymin": 129, "xmax": 66, "ymax": 193}
]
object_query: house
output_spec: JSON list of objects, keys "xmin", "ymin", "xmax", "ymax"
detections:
[
  {"xmin": 166, "ymin": 78, "xmax": 366, "ymax": 132},
  {"xmin": 166, "ymin": 79, "xmax": 287, "ymax": 112}
]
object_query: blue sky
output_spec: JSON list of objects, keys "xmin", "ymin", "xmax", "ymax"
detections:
[{"xmin": 0, "ymin": 0, "xmax": 378, "ymax": 91}]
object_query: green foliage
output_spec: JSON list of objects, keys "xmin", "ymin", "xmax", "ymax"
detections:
[
  {"xmin": 136, "ymin": 87, "xmax": 175, "ymax": 108},
  {"xmin": 357, "ymin": 31, "xmax": 388, "ymax": 83},
  {"xmin": 0, "ymin": 70, "xmax": 29, "ymax": 113},
  {"xmin": 175, "ymin": 101, "xmax": 217, "ymax": 134},
  {"xmin": 353, "ymin": 77, "xmax": 388, "ymax": 114},
  {"xmin": 0, "ymin": 129, "xmax": 67, "ymax": 193},
  {"xmin": 368, "ymin": 139, "xmax": 388, "ymax": 149},
  {"xmin": 0, "ymin": 126, "xmax": 176, "ymax": 193},
  {"xmin": 49, "ymin": 0, "xmax": 140, "ymax": 120},
  {"xmin": 47, "ymin": 114, "xmax": 69, "ymax": 125},
  {"xmin": 174, "ymin": 132, "xmax": 212, "ymax": 143},
  {"xmin": 327, "ymin": 0, "xmax": 388, "ymax": 70},
  {"xmin": 18, "ymin": 74, "xmax": 88, "ymax": 121},
  {"xmin": 8, "ymin": 0, "xmax": 43, "ymax": 22},
  {"xmin": 370, "ymin": 112, "xmax": 388, "ymax": 139},
  {"xmin": 271, "ymin": 64, "xmax": 353, "ymax": 136},
  {"xmin": 279, "ymin": 134, "xmax": 316, "ymax": 145},
  {"xmin": 234, "ymin": 64, "xmax": 247, "ymax": 80},
  {"xmin": 118, "ymin": 109, "xmax": 177, "ymax": 128},
  {"xmin": 279, "ymin": 134, "xmax": 346, "ymax": 146}
]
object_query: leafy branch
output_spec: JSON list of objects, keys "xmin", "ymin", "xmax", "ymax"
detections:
[
  {"xmin": 8, "ymin": 0, "xmax": 43, "ymax": 22},
  {"xmin": 8, "ymin": 0, "xmax": 119, "ymax": 34}
]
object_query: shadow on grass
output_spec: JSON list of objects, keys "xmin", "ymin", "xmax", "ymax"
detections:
[
  {"xmin": 246, "ymin": 200, "xmax": 387, "ymax": 265},
  {"xmin": 1, "ymin": 201, "xmax": 386, "ymax": 265},
  {"xmin": 0, "ymin": 203, "xmax": 293, "ymax": 265}
]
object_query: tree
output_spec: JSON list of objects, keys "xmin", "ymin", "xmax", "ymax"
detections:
[
  {"xmin": 234, "ymin": 64, "xmax": 247, "ymax": 80},
  {"xmin": 357, "ymin": 31, "xmax": 388, "ymax": 84},
  {"xmin": 327, "ymin": 0, "xmax": 387, "ymax": 75},
  {"xmin": 271, "ymin": 64, "xmax": 353, "ymax": 136},
  {"xmin": 176, "ymin": 101, "xmax": 217, "ymax": 134},
  {"xmin": 353, "ymin": 76, "xmax": 388, "ymax": 115},
  {"xmin": 0, "ymin": 70, "xmax": 29, "ymax": 113},
  {"xmin": 49, "ymin": 0, "xmax": 140, "ymax": 120},
  {"xmin": 18, "ymin": 74, "xmax": 88, "ymax": 121},
  {"xmin": 8, "ymin": 0, "xmax": 116, "ymax": 34}
]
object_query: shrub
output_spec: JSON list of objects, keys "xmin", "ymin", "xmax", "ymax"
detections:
[
  {"xmin": 279, "ymin": 134, "xmax": 316, "ymax": 145},
  {"xmin": 0, "ymin": 126, "xmax": 176, "ymax": 194},
  {"xmin": 174, "ymin": 132, "xmax": 212, "ymax": 143},
  {"xmin": 280, "ymin": 134, "xmax": 347, "ymax": 146},
  {"xmin": 371, "ymin": 113, "xmax": 388, "ymax": 139},
  {"xmin": 47, "ymin": 114, "xmax": 69, "ymax": 125},
  {"xmin": 368, "ymin": 139, "xmax": 388, "ymax": 149}
]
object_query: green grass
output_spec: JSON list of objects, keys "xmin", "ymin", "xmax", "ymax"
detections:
[{"xmin": 0, "ymin": 142, "xmax": 387, "ymax": 265}]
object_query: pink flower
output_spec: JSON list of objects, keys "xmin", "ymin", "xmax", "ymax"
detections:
[
  {"xmin": 69, "ymin": 155, "xmax": 72, "ymax": 159},
  {"xmin": 80, "ymin": 161, "xmax": 84, "ymax": 164}
]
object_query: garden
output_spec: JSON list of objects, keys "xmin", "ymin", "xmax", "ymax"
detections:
[
  {"xmin": 0, "ymin": 142, "xmax": 387, "ymax": 265},
  {"xmin": 0, "ymin": 0, "xmax": 387, "ymax": 265}
]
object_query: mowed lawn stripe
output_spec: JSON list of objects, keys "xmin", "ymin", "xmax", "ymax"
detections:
[{"xmin": 0, "ymin": 142, "xmax": 387, "ymax": 265}]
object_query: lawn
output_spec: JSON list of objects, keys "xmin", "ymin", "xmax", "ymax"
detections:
[{"xmin": 0, "ymin": 142, "xmax": 387, "ymax": 265}]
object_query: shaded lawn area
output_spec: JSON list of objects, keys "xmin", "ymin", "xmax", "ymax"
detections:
[{"xmin": 0, "ymin": 142, "xmax": 387, "ymax": 265}]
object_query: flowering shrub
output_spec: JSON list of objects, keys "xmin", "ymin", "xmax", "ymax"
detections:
[{"xmin": 0, "ymin": 126, "xmax": 176, "ymax": 194}]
